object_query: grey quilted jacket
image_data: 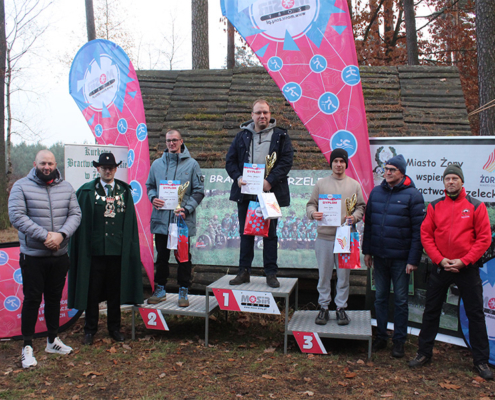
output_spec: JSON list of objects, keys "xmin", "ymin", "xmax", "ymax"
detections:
[{"xmin": 8, "ymin": 168, "xmax": 82, "ymax": 256}]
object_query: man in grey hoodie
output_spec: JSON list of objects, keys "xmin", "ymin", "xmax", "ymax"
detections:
[
  {"xmin": 146, "ymin": 130, "xmax": 204, "ymax": 307},
  {"xmin": 226, "ymin": 99, "xmax": 294, "ymax": 288}
]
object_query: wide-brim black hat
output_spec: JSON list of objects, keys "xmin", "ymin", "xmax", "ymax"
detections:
[{"xmin": 92, "ymin": 152, "xmax": 122, "ymax": 168}]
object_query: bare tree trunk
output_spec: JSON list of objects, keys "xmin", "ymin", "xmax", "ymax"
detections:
[
  {"xmin": 383, "ymin": 0, "xmax": 394, "ymax": 60},
  {"xmin": 403, "ymin": 0, "xmax": 419, "ymax": 65},
  {"xmin": 477, "ymin": 0, "xmax": 495, "ymax": 135},
  {"xmin": 5, "ymin": 46, "xmax": 11, "ymax": 176},
  {"xmin": 85, "ymin": 0, "xmax": 96, "ymax": 41},
  {"xmin": 227, "ymin": 21, "xmax": 235, "ymax": 69},
  {"xmin": 0, "ymin": 0, "xmax": 8, "ymax": 229},
  {"xmin": 191, "ymin": 0, "xmax": 209, "ymax": 69}
]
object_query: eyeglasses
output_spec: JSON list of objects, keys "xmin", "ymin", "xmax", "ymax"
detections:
[
  {"xmin": 166, "ymin": 139, "xmax": 181, "ymax": 143},
  {"xmin": 384, "ymin": 167, "xmax": 399, "ymax": 173},
  {"xmin": 253, "ymin": 111, "xmax": 270, "ymax": 116}
]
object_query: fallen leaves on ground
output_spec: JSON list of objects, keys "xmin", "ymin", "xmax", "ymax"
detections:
[
  {"xmin": 82, "ymin": 371, "xmax": 103, "ymax": 377},
  {"xmin": 439, "ymin": 382, "xmax": 461, "ymax": 390}
]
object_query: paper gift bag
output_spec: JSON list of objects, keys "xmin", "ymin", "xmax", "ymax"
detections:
[
  {"xmin": 258, "ymin": 192, "xmax": 282, "ymax": 220},
  {"xmin": 243, "ymin": 201, "xmax": 270, "ymax": 237},
  {"xmin": 174, "ymin": 216, "xmax": 189, "ymax": 263},
  {"xmin": 333, "ymin": 224, "xmax": 351, "ymax": 253},
  {"xmin": 167, "ymin": 222, "xmax": 178, "ymax": 250},
  {"xmin": 338, "ymin": 232, "xmax": 361, "ymax": 269}
]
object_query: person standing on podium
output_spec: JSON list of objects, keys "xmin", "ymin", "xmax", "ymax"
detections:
[
  {"xmin": 306, "ymin": 148, "xmax": 365, "ymax": 326},
  {"xmin": 226, "ymin": 99, "xmax": 294, "ymax": 288}
]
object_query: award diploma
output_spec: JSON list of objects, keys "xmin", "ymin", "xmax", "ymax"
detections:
[
  {"xmin": 159, "ymin": 180, "xmax": 180, "ymax": 210},
  {"xmin": 318, "ymin": 194, "xmax": 342, "ymax": 226},
  {"xmin": 241, "ymin": 163, "xmax": 265, "ymax": 195}
]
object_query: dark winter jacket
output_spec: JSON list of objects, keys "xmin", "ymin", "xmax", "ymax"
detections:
[
  {"xmin": 362, "ymin": 176, "xmax": 425, "ymax": 265},
  {"xmin": 225, "ymin": 123, "xmax": 294, "ymax": 207},
  {"xmin": 8, "ymin": 168, "xmax": 81, "ymax": 257}
]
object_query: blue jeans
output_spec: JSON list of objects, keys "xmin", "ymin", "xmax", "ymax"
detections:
[{"xmin": 374, "ymin": 257, "xmax": 409, "ymax": 344}]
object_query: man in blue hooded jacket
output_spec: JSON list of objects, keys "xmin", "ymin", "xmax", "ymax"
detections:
[
  {"xmin": 146, "ymin": 130, "xmax": 204, "ymax": 307},
  {"xmin": 363, "ymin": 154, "xmax": 425, "ymax": 358},
  {"xmin": 225, "ymin": 99, "xmax": 294, "ymax": 288}
]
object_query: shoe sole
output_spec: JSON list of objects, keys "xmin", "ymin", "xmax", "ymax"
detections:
[
  {"xmin": 22, "ymin": 360, "xmax": 37, "ymax": 368},
  {"xmin": 337, "ymin": 320, "xmax": 349, "ymax": 326},
  {"xmin": 315, "ymin": 320, "xmax": 328, "ymax": 325},
  {"xmin": 229, "ymin": 279, "xmax": 250, "ymax": 285},
  {"xmin": 392, "ymin": 352, "xmax": 405, "ymax": 358},
  {"xmin": 409, "ymin": 359, "xmax": 431, "ymax": 368},
  {"xmin": 147, "ymin": 297, "xmax": 166, "ymax": 304},
  {"xmin": 178, "ymin": 302, "xmax": 190, "ymax": 307},
  {"xmin": 45, "ymin": 348, "xmax": 72, "ymax": 355}
]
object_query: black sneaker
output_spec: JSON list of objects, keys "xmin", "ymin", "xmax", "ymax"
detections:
[
  {"xmin": 408, "ymin": 353, "xmax": 431, "ymax": 368},
  {"xmin": 315, "ymin": 308, "xmax": 329, "ymax": 325},
  {"xmin": 229, "ymin": 270, "xmax": 250, "ymax": 285},
  {"xmin": 266, "ymin": 274, "xmax": 280, "ymax": 288},
  {"xmin": 475, "ymin": 363, "xmax": 494, "ymax": 380},
  {"xmin": 372, "ymin": 338, "xmax": 387, "ymax": 352},
  {"xmin": 391, "ymin": 342, "xmax": 405, "ymax": 358},
  {"xmin": 336, "ymin": 307, "xmax": 350, "ymax": 325}
]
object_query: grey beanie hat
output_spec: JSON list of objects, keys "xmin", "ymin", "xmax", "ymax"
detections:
[{"xmin": 443, "ymin": 164, "xmax": 464, "ymax": 182}]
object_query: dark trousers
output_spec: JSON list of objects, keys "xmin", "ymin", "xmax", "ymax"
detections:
[
  {"xmin": 154, "ymin": 234, "xmax": 192, "ymax": 288},
  {"xmin": 418, "ymin": 265, "xmax": 489, "ymax": 365},
  {"xmin": 237, "ymin": 199, "xmax": 278, "ymax": 275},
  {"xmin": 20, "ymin": 253, "xmax": 69, "ymax": 341},
  {"xmin": 84, "ymin": 256, "xmax": 121, "ymax": 334},
  {"xmin": 373, "ymin": 257, "xmax": 410, "ymax": 344}
]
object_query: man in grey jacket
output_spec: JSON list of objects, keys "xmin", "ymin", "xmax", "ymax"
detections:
[
  {"xmin": 226, "ymin": 99, "xmax": 293, "ymax": 288},
  {"xmin": 146, "ymin": 130, "xmax": 204, "ymax": 307},
  {"xmin": 8, "ymin": 150, "xmax": 81, "ymax": 368}
]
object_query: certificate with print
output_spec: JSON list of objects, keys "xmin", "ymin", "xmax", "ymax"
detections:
[
  {"xmin": 318, "ymin": 194, "xmax": 342, "ymax": 226},
  {"xmin": 159, "ymin": 180, "xmax": 180, "ymax": 210},
  {"xmin": 241, "ymin": 163, "xmax": 265, "ymax": 195}
]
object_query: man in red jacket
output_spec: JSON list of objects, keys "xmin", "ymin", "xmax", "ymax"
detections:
[{"xmin": 409, "ymin": 164, "xmax": 493, "ymax": 380}]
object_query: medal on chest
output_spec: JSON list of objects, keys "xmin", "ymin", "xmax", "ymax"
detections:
[{"xmin": 95, "ymin": 183, "xmax": 125, "ymax": 218}]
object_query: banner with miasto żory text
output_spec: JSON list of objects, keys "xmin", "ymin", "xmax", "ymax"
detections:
[
  {"xmin": 221, "ymin": 0, "xmax": 373, "ymax": 199},
  {"xmin": 68, "ymin": 39, "xmax": 154, "ymax": 287}
]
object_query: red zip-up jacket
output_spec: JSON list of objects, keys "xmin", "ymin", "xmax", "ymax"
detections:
[{"xmin": 421, "ymin": 187, "xmax": 491, "ymax": 267}]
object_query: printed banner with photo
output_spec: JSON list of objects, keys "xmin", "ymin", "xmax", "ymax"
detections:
[{"xmin": 191, "ymin": 169, "xmax": 346, "ymax": 269}]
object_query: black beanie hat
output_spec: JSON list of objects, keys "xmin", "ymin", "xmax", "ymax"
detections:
[
  {"xmin": 386, "ymin": 154, "xmax": 406, "ymax": 175},
  {"xmin": 443, "ymin": 164, "xmax": 464, "ymax": 182},
  {"xmin": 330, "ymin": 148, "xmax": 348, "ymax": 169}
]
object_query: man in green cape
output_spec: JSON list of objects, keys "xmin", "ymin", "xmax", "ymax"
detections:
[{"xmin": 69, "ymin": 153, "xmax": 143, "ymax": 345}]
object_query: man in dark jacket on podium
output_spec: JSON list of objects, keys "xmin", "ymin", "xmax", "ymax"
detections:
[
  {"xmin": 226, "ymin": 99, "xmax": 294, "ymax": 288},
  {"xmin": 363, "ymin": 154, "xmax": 425, "ymax": 358}
]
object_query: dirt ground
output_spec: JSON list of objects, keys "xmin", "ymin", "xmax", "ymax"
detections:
[{"xmin": 1, "ymin": 310, "xmax": 494, "ymax": 400}]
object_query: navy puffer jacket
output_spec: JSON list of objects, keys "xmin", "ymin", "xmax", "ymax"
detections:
[{"xmin": 362, "ymin": 176, "xmax": 425, "ymax": 266}]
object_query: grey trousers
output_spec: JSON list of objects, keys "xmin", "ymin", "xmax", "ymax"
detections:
[{"xmin": 315, "ymin": 238, "xmax": 350, "ymax": 309}]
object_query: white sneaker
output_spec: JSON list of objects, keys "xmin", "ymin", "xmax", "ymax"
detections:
[
  {"xmin": 45, "ymin": 337, "xmax": 72, "ymax": 355},
  {"xmin": 21, "ymin": 345, "xmax": 37, "ymax": 368}
]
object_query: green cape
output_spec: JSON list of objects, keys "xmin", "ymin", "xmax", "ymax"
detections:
[{"xmin": 68, "ymin": 178, "xmax": 144, "ymax": 310}]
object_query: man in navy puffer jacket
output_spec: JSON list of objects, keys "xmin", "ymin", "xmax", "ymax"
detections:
[{"xmin": 363, "ymin": 154, "xmax": 425, "ymax": 358}]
